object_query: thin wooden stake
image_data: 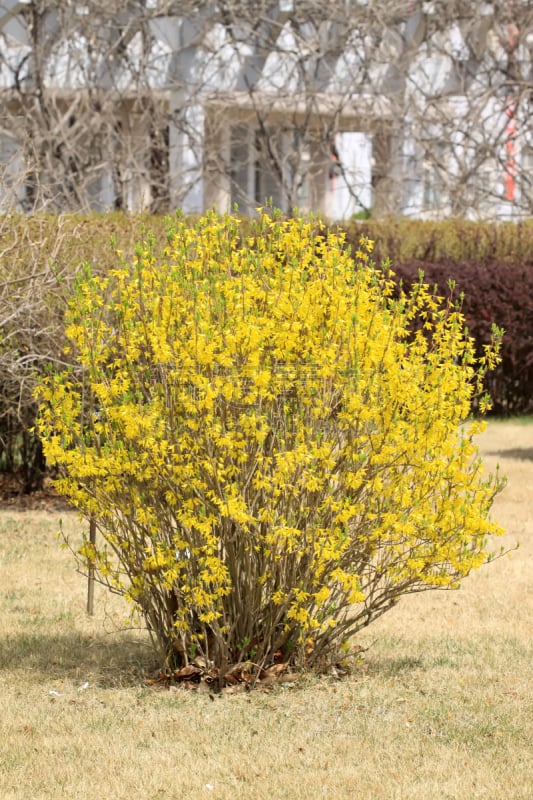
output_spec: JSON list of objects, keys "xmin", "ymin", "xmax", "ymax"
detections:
[{"xmin": 87, "ymin": 515, "xmax": 96, "ymax": 615}]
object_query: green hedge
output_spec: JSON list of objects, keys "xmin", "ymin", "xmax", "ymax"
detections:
[
  {"xmin": 2, "ymin": 214, "xmax": 532, "ymax": 276},
  {"xmin": 338, "ymin": 217, "xmax": 533, "ymax": 265}
]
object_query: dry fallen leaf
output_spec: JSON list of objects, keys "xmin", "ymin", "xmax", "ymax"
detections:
[{"xmin": 173, "ymin": 665, "xmax": 202, "ymax": 682}]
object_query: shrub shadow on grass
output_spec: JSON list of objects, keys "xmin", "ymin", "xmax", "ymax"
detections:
[
  {"xmin": 365, "ymin": 654, "xmax": 426, "ymax": 678},
  {"xmin": 487, "ymin": 447, "xmax": 533, "ymax": 462},
  {"xmin": 0, "ymin": 630, "xmax": 157, "ymax": 688}
]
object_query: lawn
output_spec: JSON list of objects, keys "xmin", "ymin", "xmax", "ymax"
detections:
[{"xmin": 0, "ymin": 422, "xmax": 531, "ymax": 800}]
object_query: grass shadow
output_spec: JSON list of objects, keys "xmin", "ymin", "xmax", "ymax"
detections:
[
  {"xmin": 363, "ymin": 633, "xmax": 531, "ymax": 682},
  {"xmin": 487, "ymin": 447, "xmax": 533, "ymax": 462},
  {"xmin": 0, "ymin": 630, "xmax": 158, "ymax": 688},
  {"xmin": 365, "ymin": 654, "xmax": 426, "ymax": 678}
]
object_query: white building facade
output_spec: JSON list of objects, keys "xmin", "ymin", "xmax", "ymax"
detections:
[{"xmin": 0, "ymin": 0, "xmax": 532, "ymax": 219}]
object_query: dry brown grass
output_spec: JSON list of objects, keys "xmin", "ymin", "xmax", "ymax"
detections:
[{"xmin": 0, "ymin": 422, "xmax": 531, "ymax": 800}]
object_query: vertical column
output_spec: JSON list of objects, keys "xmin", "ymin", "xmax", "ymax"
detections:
[
  {"xmin": 169, "ymin": 89, "xmax": 205, "ymax": 212},
  {"xmin": 372, "ymin": 123, "xmax": 402, "ymax": 216},
  {"xmin": 308, "ymin": 136, "xmax": 330, "ymax": 217},
  {"xmin": 203, "ymin": 106, "xmax": 231, "ymax": 211}
]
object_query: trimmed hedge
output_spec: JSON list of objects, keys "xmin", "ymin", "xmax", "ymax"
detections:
[
  {"xmin": 0, "ymin": 213, "xmax": 170, "ymax": 279},
  {"xmin": 0, "ymin": 213, "xmax": 171, "ymax": 492},
  {"xmin": 340, "ymin": 218, "xmax": 533, "ymax": 266},
  {"xmin": 0, "ymin": 213, "xmax": 532, "ymax": 491},
  {"xmin": 390, "ymin": 260, "xmax": 533, "ymax": 416},
  {"xmin": 1, "ymin": 214, "xmax": 532, "ymax": 274}
]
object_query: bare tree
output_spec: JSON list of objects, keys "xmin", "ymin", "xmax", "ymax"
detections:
[
  {"xmin": 0, "ymin": 0, "xmax": 531, "ymax": 218},
  {"xmin": 0, "ymin": 181, "xmax": 76, "ymax": 490}
]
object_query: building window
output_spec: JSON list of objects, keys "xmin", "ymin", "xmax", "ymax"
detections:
[
  {"xmin": 227, "ymin": 120, "xmax": 329, "ymax": 214},
  {"xmin": 150, "ymin": 123, "xmax": 170, "ymax": 213},
  {"xmin": 230, "ymin": 124, "xmax": 253, "ymax": 213},
  {"xmin": 0, "ymin": 133, "xmax": 22, "ymax": 209},
  {"xmin": 520, "ymin": 145, "xmax": 533, "ymax": 213},
  {"xmin": 229, "ymin": 124, "xmax": 285, "ymax": 213},
  {"xmin": 254, "ymin": 128, "xmax": 284, "ymax": 210},
  {"xmin": 422, "ymin": 159, "xmax": 443, "ymax": 211}
]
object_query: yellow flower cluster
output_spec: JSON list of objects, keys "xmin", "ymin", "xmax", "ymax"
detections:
[{"xmin": 36, "ymin": 210, "xmax": 504, "ymax": 669}]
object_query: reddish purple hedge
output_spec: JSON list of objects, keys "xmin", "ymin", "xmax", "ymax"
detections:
[{"xmin": 389, "ymin": 260, "xmax": 533, "ymax": 416}]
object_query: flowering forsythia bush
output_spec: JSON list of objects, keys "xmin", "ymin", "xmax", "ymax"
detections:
[{"xmin": 36, "ymin": 210, "xmax": 504, "ymax": 673}]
